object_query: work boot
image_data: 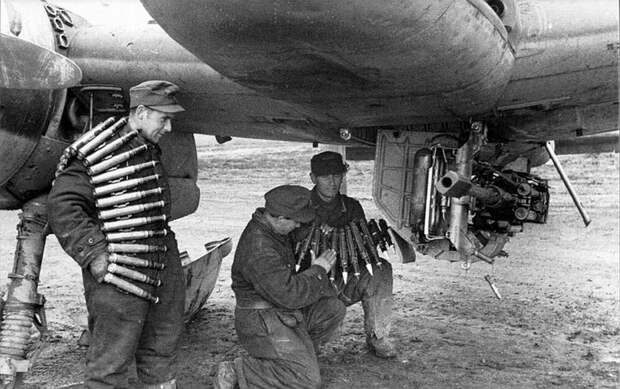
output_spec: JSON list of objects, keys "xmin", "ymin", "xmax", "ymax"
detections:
[
  {"xmin": 367, "ymin": 336, "xmax": 397, "ymax": 358},
  {"xmin": 213, "ymin": 361, "xmax": 238, "ymax": 389},
  {"xmin": 361, "ymin": 264, "xmax": 395, "ymax": 358}
]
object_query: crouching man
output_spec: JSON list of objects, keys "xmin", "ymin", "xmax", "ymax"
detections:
[
  {"xmin": 307, "ymin": 151, "xmax": 396, "ymax": 358},
  {"xmin": 215, "ymin": 185, "xmax": 345, "ymax": 389}
]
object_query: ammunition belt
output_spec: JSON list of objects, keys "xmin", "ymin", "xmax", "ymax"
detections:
[
  {"xmin": 295, "ymin": 218, "xmax": 395, "ymax": 285},
  {"xmin": 56, "ymin": 117, "xmax": 169, "ymax": 303}
]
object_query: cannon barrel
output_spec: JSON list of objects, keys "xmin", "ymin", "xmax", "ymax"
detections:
[{"xmin": 436, "ymin": 171, "xmax": 515, "ymax": 208}]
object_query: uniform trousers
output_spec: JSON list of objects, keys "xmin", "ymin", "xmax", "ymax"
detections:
[
  {"xmin": 82, "ymin": 257, "xmax": 185, "ymax": 389},
  {"xmin": 234, "ymin": 297, "xmax": 346, "ymax": 389}
]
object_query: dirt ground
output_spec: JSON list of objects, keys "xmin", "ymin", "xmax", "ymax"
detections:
[{"xmin": 0, "ymin": 137, "xmax": 617, "ymax": 388}]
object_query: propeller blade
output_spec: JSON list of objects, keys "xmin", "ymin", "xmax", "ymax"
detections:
[{"xmin": 0, "ymin": 33, "xmax": 82, "ymax": 89}]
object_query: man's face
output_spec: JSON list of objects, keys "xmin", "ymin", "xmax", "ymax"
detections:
[
  {"xmin": 136, "ymin": 106, "xmax": 174, "ymax": 144},
  {"xmin": 311, "ymin": 172, "xmax": 344, "ymax": 202},
  {"xmin": 273, "ymin": 216, "xmax": 301, "ymax": 235}
]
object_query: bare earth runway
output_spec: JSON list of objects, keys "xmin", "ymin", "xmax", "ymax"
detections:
[{"xmin": 0, "ymin": 137, "xmax": 617, "ymax": 388}]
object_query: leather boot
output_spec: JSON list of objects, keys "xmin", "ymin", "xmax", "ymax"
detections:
[
  {"xmin": 367, "ymin": 336, "xmax": 397, "ymax": 359},
  {"xmin": 213, "ymin": 361, "xmax": 238, "ymax": 389},
  {"xmin": 362, "ymin": 293, "xmax": 396, "ymax": 359}
]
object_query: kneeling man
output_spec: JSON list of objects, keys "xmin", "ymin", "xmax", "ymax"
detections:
[{"xmin": 215, "ymin": 185, "xmax": 345, "ymax": 389}]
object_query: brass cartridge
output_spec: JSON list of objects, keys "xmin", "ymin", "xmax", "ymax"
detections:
[
  {"xmin": 68, "ymin": 117, "xmax": 116, "ymax": 154},
  {"xmin": 101, "ymin": 215, "xmax": 167, "ymax": 232},
  {"xmin": 368, "ymin": 219, "xmax": 388, "ymax": 253},
  {"xmin": 349, "ymin": 222, "xmax": 373, "ymax": 276},
  {"xmin": 83, "ymin": 129, "xmax": 138, "ymax": 167},
  {"xmin": 106, "ymin": 229, "xmax": 167, "ymax": 242},
  {"xmin": 338, "ymin": 228, "xmax": 349, "ymax": 283},
  {"xmin": 103, "ymin": 273, "xmax": 159, "ymax": 303},
  {"xmin": 107, "ymin": 243, "xmax": 167, "ymax": 253},
  {"xmin": 107, "ymin": 263, "xmax": 162, "ymax": 287},
  {"xmin": 108, "ymin": 253, "xmax": 165, "ymax": 269},
  {"xmin": 310, "ymin": 228, "xmax": 321, "ymax": 257},
  {"xmin": 358, "ymin": 219, "xmax": 381, "ymax": 266},
  {"xmin": 90, "ymin": 161, "xmax": 158, "ymax": 185},
  {"xmin": 98, "ymin": 200, "xmax": 165, "ymax": 220},
  {"xmin": 96, "ymin": 187, "xmax": 163, "ymax": 209},
  {"xmin": 319, "ymin": 231, "xmax": 328, "ymax": 255},
  {"xmin": 329, "ymin": 230, "xmax": 338, "ymax": 284},
  {"xmin": 93, "ymin": 174, "xmax": 160, "ymax": 197},
  {"xmin": 295, "ymin": 222, "xmax": 316, "ymax": 272},
  {"xmin": 77, "ymin": 117, "xmax": 128, "ymax": 159},
  {"xmin": 344, "ymin": 225, "xmax": 360, "ymax": 278},
  {"xmin": 378, "ymin": 219, "xmax": 394, "ymax": 247},
  {"xmin": 88, "ymin": 144, "xmax": 149, "ymax": 175}
]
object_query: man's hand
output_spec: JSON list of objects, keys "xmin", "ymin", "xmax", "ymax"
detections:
[
  {"xmin": 319, "ymin": 224, "xmax": 334, "ymax": 235},
  {"xmin": 310, "ymin": 249, "xmax": 337, "ymax": 273},
  {"xmin": 89, "ymin": 253, "xmax": 109, "ymax": 283}
]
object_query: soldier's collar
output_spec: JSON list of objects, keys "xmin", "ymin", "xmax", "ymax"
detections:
[{"xmin": 310, "ymin": 187, "xmax": 346, "ymax": 213}]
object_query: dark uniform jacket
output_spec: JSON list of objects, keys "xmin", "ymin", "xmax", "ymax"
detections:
[
  {"xmin": 310, "ymin": 188, "xmax": 366, "ymax": 227},
  {"xmin": 232, "ymin": 209, "xmax": 336, "ymax": 309},
  {"xmin": 48, "ymin": 124, "xmax": 179, "ymax": 289}
]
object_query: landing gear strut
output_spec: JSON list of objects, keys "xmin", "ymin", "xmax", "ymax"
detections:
[{"xmin": 0, "ymin": 195, "xmax": 48, "ymax": 389}]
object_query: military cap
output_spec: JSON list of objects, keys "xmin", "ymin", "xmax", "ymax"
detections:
[
  {"xmin": 311, "ymin": 151, "xmax": 348, "ymax": 176},
  {"xmin": 129, "ymin": 80, "xmax": 185, "ymax": 113},
  {"xmin": 264, "ymin": 185, "xmax": 315, "ymax": 223}
]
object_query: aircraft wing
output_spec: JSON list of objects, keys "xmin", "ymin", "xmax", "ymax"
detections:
[
  {"xmin": 138, "ymin": 0, "xmax": 618, "ymax": 264},
  {"xmin": 141, "ymin": 0, "xmax": 618, "ymax": 141}
]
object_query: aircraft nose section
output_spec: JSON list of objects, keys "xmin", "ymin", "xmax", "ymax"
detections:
[
  {"xmin": 142, "ymin": 0, "xmax": 514, "ymax": 119},
  {"xmin": 0, "ymin": 33, "xmax": 82, "ymax": 90}
]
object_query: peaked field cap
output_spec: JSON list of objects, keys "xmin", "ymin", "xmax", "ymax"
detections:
[
  {"xmin": 311, "ymin": 151, "xmax": 348, "ymax": 176},
  {"xmin": 264, "ymin": 185, "xmax": 315, "ymax": 223},
  {"xmin": 129, "ymin": 80, "xmax": 185, "ymax": 113}
]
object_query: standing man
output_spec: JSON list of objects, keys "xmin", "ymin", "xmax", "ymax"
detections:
[
  {"xmin": 215, "ymin": 185, "xmax": 345, "ymax": 389},
  {"xmin": 48, "ymin": 80, "xmax": 186, "ymax": 388},
  {"xmin": 308, "ymin": 151, "xmax": 396, "ymax": 358}
]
